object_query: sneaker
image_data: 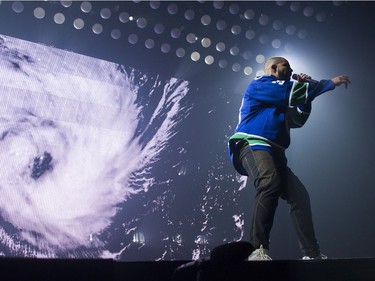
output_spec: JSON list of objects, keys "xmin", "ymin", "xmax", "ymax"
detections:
[
  {"xmin": 302, "ymin": 253, "xmax": 328, "ymax": 260},
  {"xmin": 248, "ymin": 245, "xmax": 272, "ymax": 261}
]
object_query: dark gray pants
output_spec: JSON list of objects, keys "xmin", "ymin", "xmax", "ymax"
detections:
[{"xmin": 239, "ymin": 143, "xmax": 321, "ymax": 257}]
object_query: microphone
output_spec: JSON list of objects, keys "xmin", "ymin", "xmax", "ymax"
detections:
[{"xmin": 292, "ymin": 73, "xmax": 318, "ymax": 83}]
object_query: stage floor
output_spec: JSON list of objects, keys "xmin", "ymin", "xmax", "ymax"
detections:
[{"xmin": 0, "ymin": 257, "xmax": 374, "ymax": 281}]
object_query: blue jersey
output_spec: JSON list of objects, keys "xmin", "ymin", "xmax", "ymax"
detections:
[{"xmin": 229, "ymin": 75, "xmax": 335, "ymax": 175}]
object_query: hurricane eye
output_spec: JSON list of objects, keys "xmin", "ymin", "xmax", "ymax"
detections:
[{"xmin": 30, "ymin": 151, "xmax": 53, "ymax": 180}]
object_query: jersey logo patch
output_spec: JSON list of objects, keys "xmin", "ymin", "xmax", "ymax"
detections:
[{"xmin": 272, "ymin": 80, "xmax": 285, "ymax": 85}]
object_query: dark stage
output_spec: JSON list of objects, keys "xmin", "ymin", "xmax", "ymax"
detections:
[{"xmin": 0, "ymin": 257, "xmax": 374, "ymax": 281}]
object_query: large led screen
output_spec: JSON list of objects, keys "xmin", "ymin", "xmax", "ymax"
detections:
[
  {"xmin": 0, "ymin": 33, "xmax": 248, "ymax": 262},
  {"xmin": 0, "ymin": 34, "xmax": 207, "ymax": 259}
]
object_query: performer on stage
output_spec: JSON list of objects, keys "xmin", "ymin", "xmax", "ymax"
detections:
[{"xmin": 228, "ymin": 57, "xmax": 350, "ymax": 260}]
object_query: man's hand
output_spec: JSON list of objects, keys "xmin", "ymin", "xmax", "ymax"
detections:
[
  {"xmin": 331, "ymin": 75, "xmax": 351, "ymax": 88},
  {"xmin": 296, "ymin": 73, "xmax": 312, "ymax": 82}
]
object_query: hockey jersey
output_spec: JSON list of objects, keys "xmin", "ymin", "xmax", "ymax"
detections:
[{"xmin": 229, "ymin": 75, "xmax": 335, "ymax": 175}]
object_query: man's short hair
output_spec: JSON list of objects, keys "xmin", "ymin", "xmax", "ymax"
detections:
[{"xmin": 264, "ymin": 57, "xmax": 286, "ymax": 75}]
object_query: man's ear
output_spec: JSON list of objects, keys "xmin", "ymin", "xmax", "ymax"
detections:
[{"xmin": 271, "ymin": 65, "xmax": 277, "ymax": 71}]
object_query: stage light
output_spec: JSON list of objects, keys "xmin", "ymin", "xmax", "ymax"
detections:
[
  {"xmin": 290, "ymin": 2, "xmax": 301, "ymax": 12},
  {"xmin": 259, "ymin": 14, "xmax": 269, "ymax": 26},
  {"xmin": 61, "ymin": 1, "xmax": 72, "ymax": 8},
  {"xmin": 150, "ymin": 1, "xmax": 160, "ymax": 10},
  {"xmin": 119, "ymin": 12, "xmax": 130, "ymax": 23},
  {"xmin": 80, "ymin": 1, "xmax": 92, "ymax": 13},
  {"xmin": 218, "ymin": 59, "xmax": 228, "ymax": 69},
  {"xmin": 11, "ymin": 1, "xmax": 24, "ymax": 13},
  {"xmin": 111, "ymin": 29, "xmax": 121, "ymax": 40},
  {"xmin": 136, "ymin": 17, "xmax": 147, "ymax": 29},
  {"xmin": 216, "ymin": 19, "xmax": 226, "ymax": 31},
  {"xmin": 245, "ymin": 29, "xmax": 256, "ymax": 40},
  {"xmin": 255, "ymin": 54, "xmax": 265, "ymax": 64},
  {"xmin": 145, "ymin": 39, "xmax": 155, "ymax": 49},
  {"xmin": 171, "ymin": 28, "xmax": 181, "ymax": 39},
  {"xmin": 213, "ymin": 1, "xmax": 224, "ymax": 10},
  {"xmin": 186, "ymin": 33, "xmax": 198, "ymax": 44},
  {"xmin": 303, "ymin": 6, "xmax": 314, "ymax": 17},
  {"xmin": 184, "ymin": 9, "xmax": 195, "ymax": 21},
  {"xmin": 244, "ymin": 9, "xmax": 255, "ymax": 20},
  {"xmin": 33, "ymin": 7, "xmax": 45, "ymax": 20},
  {"xmin": 92, "ymin": 23, "xmax": 103, "ymax": 35},
  {"xmin": 232, "ymin": 63, "xmax": 241, "ymax": 73},
  {"xmin": 100, "ymin": 7, "xmax": 111, "ymax": 20},
  {"xmin": 231, "ymin": 25, "xmax": 241, "ymax": 35},
  {"xmin": 216, "ymin": 42, "xmax": 225, "ymax": 52},
  {"xmin": 154, "ymin": 23, "xmax": 165, "ymax": 34},
  {"xmin": 201, "ymin": 38, "xmax": 211, "ymax": 48},
  {"xmin": 167, "ymin": 3, "xmax": 178, "ymax": 15},
  {"xmin": 244, "ymin": 67, "xmax": 253, "ymax": 76},
  {"xmin": 54, "ymin": 13, "xmax": 65, "ymax": 25},
  {"xmin": 229, "ymin": 3, "xmax": 240, "ymax": 15},
  {"xmin": 176, "ymin": 48, "xmax": 185, "ymax": 58},
  {"xmin": 128, "ymin": 34, "xmax": 138, "ymax": 44},
  {"xmin": 73, "ymin": 18, "xmax": 85, "ymax": 30},
  {"xmin": 272, "ymin": 39, "xmax": 282, "ymax": 49},
  {"xmin": 229, "ymin": 46, "xmax": 239, "ymax": 56},
  {"xmin": 201, "ymin": 15, "xmax": 211, "ymax": 26},
  {"xmin": 161, "ymin": 43, "xmax": 171, "ymax": 54},
  {"xmin": 205, "ymin": 56, "xmax": 214, "ymax": 65},
  {"xmin": 191, "ymin": 52, "xmax": 200, "ymax": 62},
  {"xmin": 286, "ymin": 25, "xmax": 297, "ymax": 36}
]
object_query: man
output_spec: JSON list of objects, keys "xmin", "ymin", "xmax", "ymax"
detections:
[{"xmin": 228, "ymin": 57, "xmax": 350, "ymax": 260}]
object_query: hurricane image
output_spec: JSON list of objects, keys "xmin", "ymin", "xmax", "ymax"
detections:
[{"xmin": 0, "ymin": 34, "xmax": 191, "ymax": 258}]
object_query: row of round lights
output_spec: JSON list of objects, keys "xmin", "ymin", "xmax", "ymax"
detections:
[{"xmin": 8, "ymin": 1, "xmax": 330, "ymax": 76}]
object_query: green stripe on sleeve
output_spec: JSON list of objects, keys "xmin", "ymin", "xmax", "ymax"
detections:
[{"xmin": 290, "ymin": 82, "xmax": 308, "ymax": 106}]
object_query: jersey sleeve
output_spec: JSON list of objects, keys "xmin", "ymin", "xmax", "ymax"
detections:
[
  {"xmin": 288, "ymin": 102, "xmax": 312, "ymax": 128},
  {"xmin": 248, "ymin": 77, "xmax": 335, "ymax": 108},
  {"xmin": 289, "ymin": 80, "xmax": 335, "ymax": 106}
]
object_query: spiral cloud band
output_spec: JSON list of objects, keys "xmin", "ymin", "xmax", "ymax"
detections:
[{"xmin": 0, "ymin": 34, "xmax": 190, "ymax": 258}]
